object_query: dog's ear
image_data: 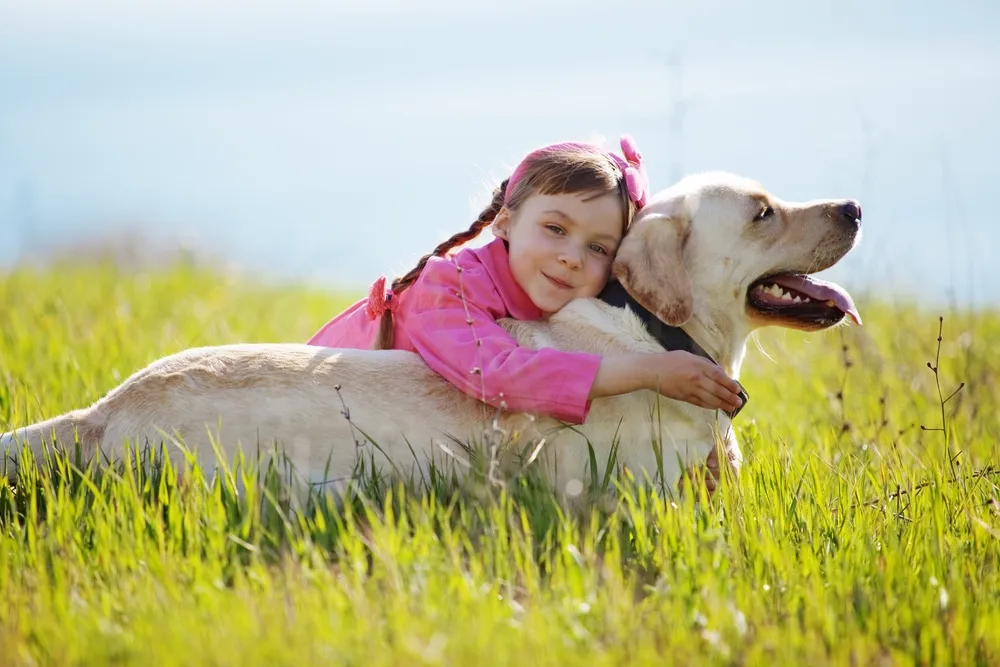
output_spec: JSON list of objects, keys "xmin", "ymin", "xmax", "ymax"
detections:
[{"xmin": 612, "ymin": 200, "xmax": 693, "ymax": 326}]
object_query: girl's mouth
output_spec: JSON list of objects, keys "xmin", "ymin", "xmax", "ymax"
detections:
[{"xmin": 543, "ymin": 273, "xmax": 572, "ymax": 290}]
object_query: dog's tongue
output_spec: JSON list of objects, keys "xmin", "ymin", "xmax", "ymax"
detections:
[{"xmin": 772, "ymin": 274, "xmax": 862, "ymax": 325}]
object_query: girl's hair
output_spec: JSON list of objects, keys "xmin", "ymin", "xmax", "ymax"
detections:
[{"xmin": 372, "ymin": 144, "xmax": 640, "ymax": 350}]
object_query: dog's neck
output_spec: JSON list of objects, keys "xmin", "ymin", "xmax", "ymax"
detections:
[
  {"xmin": 597, "ymin": 280, "xmax": 711, "ymax": 356},
  {"xmin": 597, "ymin": 280, "xmax": 749, "ymax": 418}
]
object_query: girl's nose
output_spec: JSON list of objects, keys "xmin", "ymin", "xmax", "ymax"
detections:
[{"xmin": 559, "ymin": 247, "xmax": 583, "ymax": 269}]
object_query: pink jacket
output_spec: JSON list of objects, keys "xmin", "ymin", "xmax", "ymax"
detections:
[{"xmin": 307, "ymin": 238, "xmax": 602, "ymax": 424}]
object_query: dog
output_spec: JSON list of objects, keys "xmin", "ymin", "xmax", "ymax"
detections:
[{"xmin": 1, "ymin": 172, "xmax": 862, "ymax": 499}]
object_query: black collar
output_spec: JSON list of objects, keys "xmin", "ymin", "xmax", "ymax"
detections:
[{"xmin": 597, "ymin": 280, "xmax": 749, "ymax": 420}]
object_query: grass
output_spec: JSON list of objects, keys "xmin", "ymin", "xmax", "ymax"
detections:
[{"xmin": 1, "ymin": 259, "xmax": 999, "ymax": 666}]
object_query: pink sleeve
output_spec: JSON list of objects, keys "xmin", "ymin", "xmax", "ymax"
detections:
[{"xmin": 404, "ymin": 258, "xmax": 602, "ymax": 424}]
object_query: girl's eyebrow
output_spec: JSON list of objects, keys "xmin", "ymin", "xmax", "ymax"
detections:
[
  {"xmin": 542, "ymin": 209, "xmax": 620, "ymax": 244},
  {"xmin": 542, "ymin": 209, "xmax": 576, "ymax": 223}
]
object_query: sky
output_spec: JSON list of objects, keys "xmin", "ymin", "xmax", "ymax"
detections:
[{"xmin": 1, "ymin": 0, "xmax": 998, "ymax": 308}]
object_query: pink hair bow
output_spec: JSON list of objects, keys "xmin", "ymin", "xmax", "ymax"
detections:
[
  {"xmin": 613, "ymin": 134, "xmax": 648, "ymax": 210},
  {"xmin": 365, "ymin": 275, "xmax": 400, "ymax": 320}
]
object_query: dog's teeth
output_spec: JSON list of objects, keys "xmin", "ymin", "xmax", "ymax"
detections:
[
  {"xmin": 825, "ymin": 299, "xmax": 836, "ymax": 307},
  {"xmin": 803, "ymin": 297, "xmax": 812, "ymax": 303},
  {"xmin": 792, "ymin": 296, "xmax": 802, "ymax": 303}
]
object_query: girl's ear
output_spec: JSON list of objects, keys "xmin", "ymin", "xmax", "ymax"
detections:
[{"xmin": 491, "ymin": 207, "xmax": 512, "ymax": 239}]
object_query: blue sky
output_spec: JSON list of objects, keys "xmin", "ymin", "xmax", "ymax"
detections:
[{"xmin": 1, "ymin": 0, "xmax": 998, "ymax": 307}]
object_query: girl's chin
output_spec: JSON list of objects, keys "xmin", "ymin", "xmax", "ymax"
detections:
[
  {"xmin": 529, "ymin": 281, "xmax": 595, "ymax": 313},
  {"xmin": 532, "ymin": 295, "xmax": 573, "ymax": 315}
]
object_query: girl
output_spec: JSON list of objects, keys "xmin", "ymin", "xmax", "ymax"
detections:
[{"xmin": 307, "ymin": 136, "xmax": 744, "ymax": 424}]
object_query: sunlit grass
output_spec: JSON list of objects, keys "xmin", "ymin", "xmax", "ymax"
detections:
[{"xmin": 1, "ymin": 261, "xmax": 998, "ymax": 666}]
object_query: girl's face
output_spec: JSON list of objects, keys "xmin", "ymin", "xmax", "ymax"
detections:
[{"xmin": 493, "ymin": 190, "xmax": 625, "ymax": 314}]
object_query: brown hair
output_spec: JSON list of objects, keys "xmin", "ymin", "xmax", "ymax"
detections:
[{"xmin": 372, "ymin": 146, "xmax": 637, "ymax": 349}]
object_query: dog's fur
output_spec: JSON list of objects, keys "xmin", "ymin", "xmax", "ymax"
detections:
[{"xmin": 1, "ymin": 172, "xmax": 862, "ymax": 497}]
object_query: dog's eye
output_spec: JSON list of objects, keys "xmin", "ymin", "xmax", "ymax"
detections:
[{"xmin": 756, "ymin": 206, "xmax": 775, "ymax": 221}]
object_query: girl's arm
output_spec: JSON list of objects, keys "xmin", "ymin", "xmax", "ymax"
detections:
[
  {"xmin": 407, "ymin": 259, "xmax": 742, "ymax": 423},
  {"xmin": 589, "ymin": 352, "xmax": 744, "ymax": 413}
]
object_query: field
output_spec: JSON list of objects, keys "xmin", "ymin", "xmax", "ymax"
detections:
[{"xmin": 1, "ymin": 260, "xmax": 999, "ymax": 666}]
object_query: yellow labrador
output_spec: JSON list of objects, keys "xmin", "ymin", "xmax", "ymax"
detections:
[{"xmin": 1, "ymin": 172, "xmax": 862, "ymax": 497}]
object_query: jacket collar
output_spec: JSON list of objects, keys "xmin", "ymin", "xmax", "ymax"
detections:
[{"xmin": 473, "ymin": 238, "xmax": 543, "ymax": 321}]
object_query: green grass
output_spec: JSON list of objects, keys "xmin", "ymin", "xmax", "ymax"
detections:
[{"xmin": 1, "ymin": 260, "xmax": 999, "ymax": 666}]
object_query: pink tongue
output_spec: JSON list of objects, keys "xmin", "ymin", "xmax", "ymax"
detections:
[{"xmin": 771, "ymin": 274, "xmax": 862, "ymax": 325}]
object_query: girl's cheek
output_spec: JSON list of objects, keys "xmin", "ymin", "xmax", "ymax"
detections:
[{"xmin": 587, "ymin": 265, "xmax": 610, "ymax": 288}]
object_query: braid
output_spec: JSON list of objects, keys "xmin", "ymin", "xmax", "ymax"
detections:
[{"xmin": 372, "ymin": 179, "xmax": 509, "ymax": 350}]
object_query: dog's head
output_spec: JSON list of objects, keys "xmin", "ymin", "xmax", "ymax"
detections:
[{"xmin": 612, "ymin": 172, "xmax": 862, "ymax": 335}]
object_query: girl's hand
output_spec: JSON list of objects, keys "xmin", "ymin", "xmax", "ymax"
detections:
[{"xmin": 646, "ymin": 350, "xmax": 744, "ymax": 413}]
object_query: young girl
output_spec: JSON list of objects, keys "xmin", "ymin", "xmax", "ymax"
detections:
[{"xmin": 307, "ymin": 136, "xmax": 744, "ymax": 424}]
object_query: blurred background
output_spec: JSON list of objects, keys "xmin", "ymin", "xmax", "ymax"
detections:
[{"xmin": 1, "ymin": 0, "xmax": 997, "ymax": 308}]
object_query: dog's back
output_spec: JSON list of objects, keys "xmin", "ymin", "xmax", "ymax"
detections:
[{"xmin": 2, "ymin": 345, "xmax": 498, "ymax": 483}]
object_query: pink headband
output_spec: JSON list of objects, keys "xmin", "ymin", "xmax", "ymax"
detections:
[{"xmin": 504, "ymin": 134, "xmax": 649, "ymax": 210}]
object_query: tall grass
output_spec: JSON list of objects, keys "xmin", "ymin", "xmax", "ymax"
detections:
[{"xmin": 1, "ymin": 261, "xmax": 998, "ymax": 666}]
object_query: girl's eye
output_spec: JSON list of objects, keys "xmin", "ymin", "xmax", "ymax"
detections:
[
  {"xmin": 545, "ymin": 224, "xmax": 565, "ymax": 235},
  {"xmin": 589, "ymin": 244, "xmax": 608, "ymax": 255}
]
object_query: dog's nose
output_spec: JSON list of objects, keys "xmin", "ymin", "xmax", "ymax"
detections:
[{"xmin": 839, "ymin": 200, "xmax": 862, "ymax": 225}]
